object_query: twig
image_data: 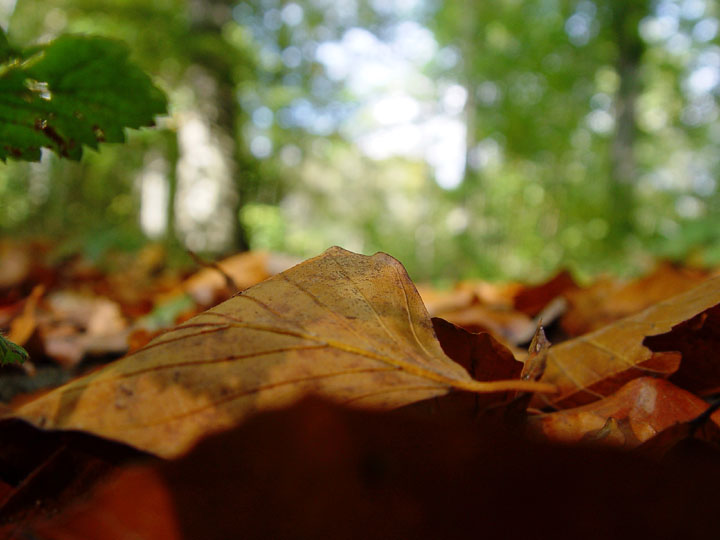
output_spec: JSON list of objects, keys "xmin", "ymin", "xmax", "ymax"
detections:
[{"xmin": 187, "ymin": 250, "xmax": 240, "ymax": 294}]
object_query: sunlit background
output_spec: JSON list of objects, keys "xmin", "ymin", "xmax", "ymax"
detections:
[{"xmin": 1, "ymin": 0, "xmax": 720, "ymax": 281}]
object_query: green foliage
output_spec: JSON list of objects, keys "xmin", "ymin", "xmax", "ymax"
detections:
[
  {"xmin": 0, "ymin": 334, "xmax": 28, "ymax": 365},
  {"xmin": 2, "ymin": 0, "xmax": 720, "ymax": 282},
  {"xmin": 0, "ymin": 27, "xmax": 166, "ymax": 161}
]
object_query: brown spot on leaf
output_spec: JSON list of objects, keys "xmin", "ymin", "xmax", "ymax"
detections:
[
  {"xmin": 92, "ymin": 125, "xmax": 105, "ymax": 142},
  {"xmin": 34, "ymin": 118, "xmax": 68, "ymax": 157},
  {"xmin": 4, "ymin": 146, "xmax": 24, "ymax": 158}
]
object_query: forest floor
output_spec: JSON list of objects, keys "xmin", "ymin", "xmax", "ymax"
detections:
[{"xmin": 1, "ymin": 239, "xmax": 720, "ymax": 539}]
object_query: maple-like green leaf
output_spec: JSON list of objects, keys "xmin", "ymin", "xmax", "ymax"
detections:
[
  {"xmin": 0, "ymin": 334, "xmax": 28, "ymax": 365},
  {"xmin": 0, "ymin": 28, "xmax": 167, "ymax": 161}
]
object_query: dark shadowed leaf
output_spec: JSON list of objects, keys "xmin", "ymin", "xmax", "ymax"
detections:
[{"xmin": 15, "ymin": 399, "xmax": 720, "ymax": 540}]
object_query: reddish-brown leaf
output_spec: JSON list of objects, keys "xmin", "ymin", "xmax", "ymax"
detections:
[
  {"xmin": 529, "ymin": 377, "xmax": 719, "ymax": 447},
  {"xmin": 644, "ymin": 304, "xmax": 720, "ymax": 395},
  {"xmin": 406, "ymin": 317, "xmax": 524, "ymax": 417},
  {"xmin": 513, "ymin": 269, "xmax": 577, "ymax": 317}
]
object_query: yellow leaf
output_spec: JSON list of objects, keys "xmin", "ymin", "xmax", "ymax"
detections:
[{"xmin": 9, "ymin": 247, "xmax": 553, "ymax": 458}]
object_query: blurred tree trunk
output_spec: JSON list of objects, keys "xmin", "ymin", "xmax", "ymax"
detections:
[
  {"xmin": 460, "ymin": 0, "xmax": 479, "ymax": 188},
  {"xmin": 183, "ymin": 0, "xmax": 249, "ymax": 252},
  {"xmin": 165, "ymin": 133, "xmax": 179, "ymax": 247},
  {"xmin": 453, "ymin": 0, "xmax": 487, "ymax": 201},
  {"xmin": 608, "ymin": 0, "xmax": 647, "ymax": 240}
]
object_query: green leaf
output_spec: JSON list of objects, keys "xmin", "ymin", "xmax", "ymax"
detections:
[
  {"xmin": 0, "ymin": 334, "xmax": 28, "ymax": 365},
  {"xmin": 0, "ymin": 34, "xmax": 167, "ymax": 161}
]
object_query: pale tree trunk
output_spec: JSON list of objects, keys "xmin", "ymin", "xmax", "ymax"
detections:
[
  {"xmin": 174, "ymin": 0, "xmax": 248, "ymax": 253},
  {"xmin": 608, "ymin": 0, "xmax": 647, "ymax": 240}
]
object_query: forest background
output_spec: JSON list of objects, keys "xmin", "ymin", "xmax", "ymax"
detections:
[{"xmin": 1, "ymin": 0, "xmax": 720, "ymax": 283}]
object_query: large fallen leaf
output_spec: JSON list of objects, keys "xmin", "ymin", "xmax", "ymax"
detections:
[
  {"xmin": 536, "ymin": 275, "xmax": 720, "ymax": 408},
  {"xmin": 6, "ymin": 247, "xmax": 552, "ymax": 458}
]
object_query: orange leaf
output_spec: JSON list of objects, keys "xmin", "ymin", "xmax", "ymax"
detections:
[
  {"xmin": 535, "ymin": 275, "xmax": 720, "ymax": 408},
  {"xmin": 8, "ymin": 285, "xmax": 44, "ymax": 347},
  {"xmin": 529, "ymin": 377, "xmax": 716, "ymax": 447},
  {"xmin": 182, "ymin": 251, "xmax": 298, "ymax": 305},
  {"xmin": 7, "ymin": 247, "xmax": 553, "ymax": 458}
]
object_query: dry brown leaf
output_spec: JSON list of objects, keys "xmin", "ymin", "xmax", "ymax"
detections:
[
  {"xmin": 0, "ymin": 240, "xmax": 31, "ymax": 290},
  {"xmin": 402, "ymin": 318, "xmax": 524, "ymax": 418},
  {"xmin": 182, "ymin": 251, "xmax": 299, "ymax": 305},
  {"xmin": 418, "ymin": 279, "xmax": 536, "ymax": 347},
  {"xmin": 432, "ymin": 304, "xmax": 535, "ymax": 347},
  {"xmin": 6, "ymin": 285, "xmax": 44, "ymax": 375},
  {"xmin": 7, "ymin": 247, "xmax": 553, "ymax": 458},
  {"xmin": 513, "ymin": 269, "xmax": 577, "ymax": 317},
  {"xmin": 415, "ymin": 284, "xmax": 474, "ymax": 317},
  {"xmin": 456, "ymin": 279, "xmax": 523, "ymax": 308},
  {"xmin": 529, "ymin": 377, "xmax": 718, "ymax": 447},
  {"xmin": 7, "ymin": 285, "xmax": 44, "ymax": 347},
  {"xmin": 39, "ymin": 291, "xmax": 129, "ymax": 367},
  {"xmin": 535, "ymin": 275, "xmax": 720, "ymax": 409},
  {"xmin": 521, "ymin": 324, "xmax": 551, "ymax": 383},
  {"xmin": 644, "ymin": 304, "xmax": 720, "ymax": 396},
  {"xmin": 635, "ymin": 400, "xmax": 720, "ymax": 461},
  {"xmin": 561, "ymin": 263, "xmax": 709, "ymax": 337}
]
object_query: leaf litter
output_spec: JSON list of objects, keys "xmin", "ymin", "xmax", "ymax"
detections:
[{"xmin": 2, "ymin": 244, "xmax": 720, "ymax": 537}]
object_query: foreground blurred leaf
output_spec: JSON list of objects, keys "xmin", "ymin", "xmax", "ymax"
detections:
[
  {"xmin": 536, "ymin": 275, "xmax": 720, "ymax": 408},
  {"xmin": 8, "ymin": 247, "xmax": 553, "ymax": 458},
  {"xmin": 16, "ymin": 398, "xmax": 720, "ymax": 540},
  {"xmin": 0, "ymin": 419, "xmax": 149, "ymax": 526},
  {"xmin": 0, "ymin": 28, "xmax": 166, "ymax": 161}
]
